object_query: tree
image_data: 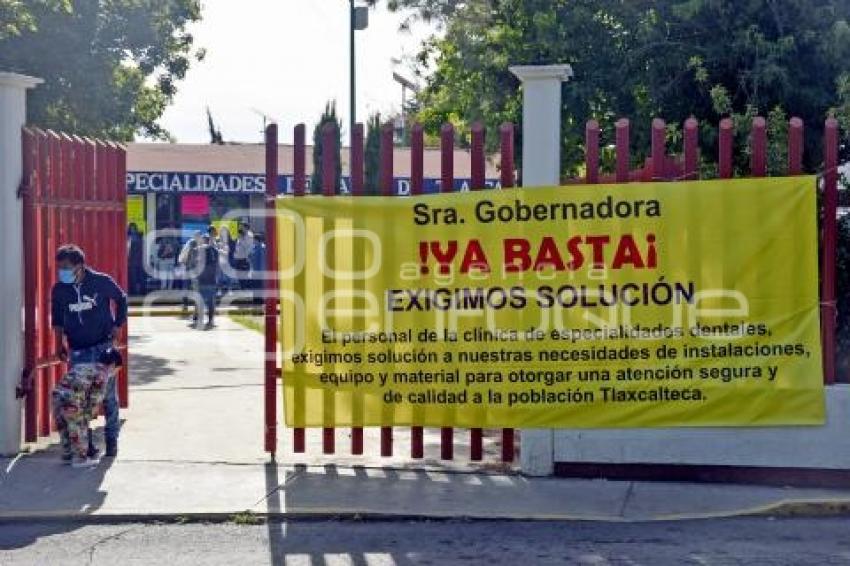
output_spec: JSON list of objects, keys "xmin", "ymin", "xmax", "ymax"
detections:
[
  {"xmin": 382, "ymin": 0, "xmax": 850, "ymax": 175},
  {"xmin": 0, "ymin": 0, "xmax": 203, "ymax": 141},
  {"xmin": 311, "ymin": 101, "xmax": 343, "ymax": 194},
  {"xmin": 0, "ymin": 0, "xmax": 69, "ymax": 39},
  {"xmin": 364, "ymin": 113, "xmax": 382, "ymax": 194},
  {"xmin": 839, "ymin": 216, "xmax": 850, "ymax": 378},
  {"xmin": 206, "ymin": 107, "xmax": 224, "ymax": 145}
]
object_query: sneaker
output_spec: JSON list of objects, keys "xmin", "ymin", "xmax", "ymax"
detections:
[
  {"xmin": 71, "ymin": 456, "xmax": 100, "ymax": 469},
  {"xmin": 61, "ymin": 452, "xmax": 73, "ymax": 465},
  {"xmin": 105, "ymin": 441, "xmax": 118, "ymax": 458}
]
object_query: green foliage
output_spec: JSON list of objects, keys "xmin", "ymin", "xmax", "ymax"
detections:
[
  {"xmin": 385, "ymin": 0, "xmax": 850, "ymax": 175},
  {"xmin": 838, "ymin": 216, "xmax": 850, "ymax": 378},
  {"xmin": 0, "ymin": 0, "xmax": 69, "ymax": 39},
  {"xmin": 364, "ymin": 113, "xmax": 382, "ymax": 194},
  {"xmin": 0, "ymin": 0, "xmax": 202, "ymax": 140},
  {"xmin": 311, "ymin": 101, "xmax": 343, "ymax": 194}
]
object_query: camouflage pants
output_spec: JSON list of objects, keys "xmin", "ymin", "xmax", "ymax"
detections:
[{"xmin": 52, "ymin": 364, "xmax": 108, "ymax": 458}]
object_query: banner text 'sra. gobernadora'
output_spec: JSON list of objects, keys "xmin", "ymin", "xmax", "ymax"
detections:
[{"xmin": 277, "ymin": 177, "xmax": 825, "ymax": 428}]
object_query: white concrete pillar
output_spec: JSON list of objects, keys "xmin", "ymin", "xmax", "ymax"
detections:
[
  {"xmin": 0, "ymin": 72, "xmax": 42, "ymax": 455},
  {"xmin": 510, "ymin": 64, "xmax": 572, "ymax": 476}
]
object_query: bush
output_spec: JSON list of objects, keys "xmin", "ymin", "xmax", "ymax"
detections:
[{"xmin": 837, "ymin": 215, "xmax": 850, "ymax": 381}]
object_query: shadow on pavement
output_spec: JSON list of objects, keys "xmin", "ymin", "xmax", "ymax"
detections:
[
  {"xmin": 129, "ymin": 352, "xmax": 176, "ymax": 387},
  {"xmin": 0, "ymin": 451, "xmax": 115, "ymax": 550}
]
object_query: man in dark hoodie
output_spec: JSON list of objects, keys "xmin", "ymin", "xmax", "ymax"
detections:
[{"xmin": 51, "ymin": 244, "xmax": 128, "ymax": 458}]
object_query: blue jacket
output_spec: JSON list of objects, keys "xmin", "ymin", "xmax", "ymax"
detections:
[{"xmin": 51, "ymin": 268, "xmax": 128, "ymax": 350}]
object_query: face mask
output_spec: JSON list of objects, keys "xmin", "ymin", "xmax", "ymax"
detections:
[{"xmin": 58, "ymin": 268, "xmax": 77, "ymax": 284}]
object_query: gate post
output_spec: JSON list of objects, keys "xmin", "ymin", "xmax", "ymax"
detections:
[
  {"xmin": 509, "ymin": 64, "xmax": 572, "ymax": 476},
  {"xmin": 0, "ymin": 72, "xmax": 41, "ymax": 455}
]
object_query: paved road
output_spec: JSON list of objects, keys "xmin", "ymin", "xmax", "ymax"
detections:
[{"xmin": 1, "ymin": 517, "xmax": 849, "ymax": 565}]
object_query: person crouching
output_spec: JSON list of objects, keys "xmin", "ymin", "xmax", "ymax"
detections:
[{"xmin": 53, "ymin": 348, "xmax": 123, "ymax": 468}]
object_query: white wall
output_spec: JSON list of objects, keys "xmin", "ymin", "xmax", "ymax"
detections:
[
  {"xmin": 554, "ymin": 385, "xmax": 850, "ymax": 470},
  {"xmin": 0, "ymin": 72, "xmax": 41, "ymax": 455}
]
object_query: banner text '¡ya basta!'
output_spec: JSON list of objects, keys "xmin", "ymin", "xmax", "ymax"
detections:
[{"xmin": 418, "ymin": 235, "xmax": 658, "ymax": 275}]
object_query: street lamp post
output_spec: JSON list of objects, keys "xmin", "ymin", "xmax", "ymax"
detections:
[{"xmin": 350, "ymin": 2, "xmax": 368, "ymax": 141}]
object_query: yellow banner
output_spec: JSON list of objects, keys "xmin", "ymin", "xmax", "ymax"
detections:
[{"xmin": 277, "ymin": 177, "xmax": 825, "ymax": 428}]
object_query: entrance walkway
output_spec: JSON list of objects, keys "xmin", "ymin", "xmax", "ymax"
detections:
[
  {"xmin": 123, "ymin": 315, "xmax": 507, "ymax": 469},
  {"xmin": 2, "ymin": 316, "xmax": 850, "ymax": 521}
]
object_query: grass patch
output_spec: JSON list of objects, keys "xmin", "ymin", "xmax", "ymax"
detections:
[
  {"xmin": 230, "ymin": 511, "xmax": 264, "ymax": 525},
  {"xmin": 229, "ymin": 314, "xmax": 264, "ymax": 334}
]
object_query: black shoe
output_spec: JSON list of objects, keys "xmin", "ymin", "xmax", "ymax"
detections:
[
  {"xmin": 87, "ymin": 445, "xmax": 100, "ymax": 459},
  {"xmin": 105, "ymin": 441, "xmax": 118, "ymax": 458},
  {"xmin": 61, "ymin": 452, "xmax": 73, "ymax": 464}
]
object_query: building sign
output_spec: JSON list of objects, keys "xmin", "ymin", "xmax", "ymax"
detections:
[
  {"xmin": 276, "ymin": 177, "xmax": 825, "ymax": 429},
  {"xmin": 127, "ymin": 171, "xmax": 500, "ymax": 196}
]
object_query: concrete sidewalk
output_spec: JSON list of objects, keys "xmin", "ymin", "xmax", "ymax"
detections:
[
  {"xmin": 3, "ymin": 455, "xmax": 850, "ymax": 521},
  {"xmin": 3, "ymin": 316, "xmax": 850, "ymax": 522}
]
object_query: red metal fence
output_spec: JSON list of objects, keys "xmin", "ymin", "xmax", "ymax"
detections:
[
  {"xmin": 19, "ymin": 128, "xmax": 129, "ymax": 444},
  {"xmin": 263, "ymin": 115, "xmax": 842, "ymax": 461}
]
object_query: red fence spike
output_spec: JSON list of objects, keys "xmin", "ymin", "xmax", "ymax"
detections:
[
  {"xmin": 651, "ymin": 118, "xmax": 666, "ymax": 181},
  {"xmin": 411, "ymin": 124, "xmax": 424, "ymax": 196},
  {"xmin": 788, "ymin": 118, "xmax": 804, "ymax": 176},
  {"xmin": 585, "ymin": 120, "xmax": 600, "ymax": 184},
  {"xmin": 293, "ymin": 123, "xmax": 306, "ymax": 453},
  {"xmin": 349, "ymin": 121, "xmax": 365, "ymax": 455},
  {"xmin": 751, "ymin": 117, "xmax": 767, "ymax": 177},
  {"xmin": 469, "ymin": 121, "xmax": 486, "ymax": 461},
  {"xmin": 500, "ymin": 123, "xmax": 515, "ymax": 189},
  {"xmin": 718, "ymin": 118, "xmax": 734, "ymax": 179},
  {"xmin": 440, "ymin": 123, "xmax": 454, "ymax": 193},
  {"xmin": 822, "ymin": 118, "xmax": 839, "ymax": 385},
  {"xmin": 615, "ymin": 119, "xmax": 630, "ymax": 183},
  {"xmin": 684, "ymin": 118, "xmax": 699, "ymax": 179},
  {"xmin": 498, "ymin": 122, "xmax": 516, "ymax": 462},
  {"xmin": 410, "ymin": 122, "xmax": 425, "ymax": 459},
  {"xmin": 440, "ymin": 122, "xmax": 456, "ymax": 460},
  {"xmin": 321, "ymin": 122, "xmax": 337, "ymax": 455},
  {"xmin": 351, "ymin": 123, "xmax": 364, "ymax": 196},
  {"xmin": 471, "ymin": 122, "xmax": 485, "ymax": 190},
  {"xmin": 22, "ymin": 129, "xmax": 38, "ymax": 443},
  {"xmin": 294, "ymin": 124, "xmax": 306, "ymax": 197},
  {"xmin": 322, "ymin": 123, "xmax": 336, "ymax": 197},
  {"xmin": 264, "ymin": 123, "xmax": 279, "ymax": 457},
  {"xmin": 379, "ymin": 123, "xmax": 394, "ymax": 197},
  {"xmin": 379, "ymin": 122, "xmax": 394, "ymax": 457}
]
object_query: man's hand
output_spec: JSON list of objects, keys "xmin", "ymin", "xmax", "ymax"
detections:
[{"xmin": 54, "ymin": 329, "xmax": 68, "ymax": 361}]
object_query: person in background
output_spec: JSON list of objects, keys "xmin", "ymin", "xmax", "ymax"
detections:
[
  {"xmin": 196, "ymin": 234, "xmax": 219, "ymax": 329},
  {"xmin": 53, "ymin": 348, "xmax": 123, "ymax": 468},
  {"xmin": 251, "ymin": 233, "xmax": 267, "ymax": 304},
  {"xmin": 51, "ymin": 244, "xmax": 128, "ymax": 459},
  {"xmin": 178, "ymin": 231, "xmax": 202, "ymax": 319},
  {"xmin": 218, "ymin": 226, "xmax": 236, "ymax": 293},
  {"xmin": 233, "ymin": 222, "xmax": 254, "ymax": 292},
  {"xmin": 127, "ymin": 223, "xmax": 144, "ymax": 296},
  {"xmin": 155, "ymin": 237, "xmax": 177, "ymax": 290}
]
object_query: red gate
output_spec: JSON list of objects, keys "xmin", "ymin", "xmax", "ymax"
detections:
[
  {"xmin": 19, "ymin": 128, "xmax": 129, "ymax": 444},
  {"xmin": 263, "ymin": 114, "xmax": 842, "ymax": 462}
]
